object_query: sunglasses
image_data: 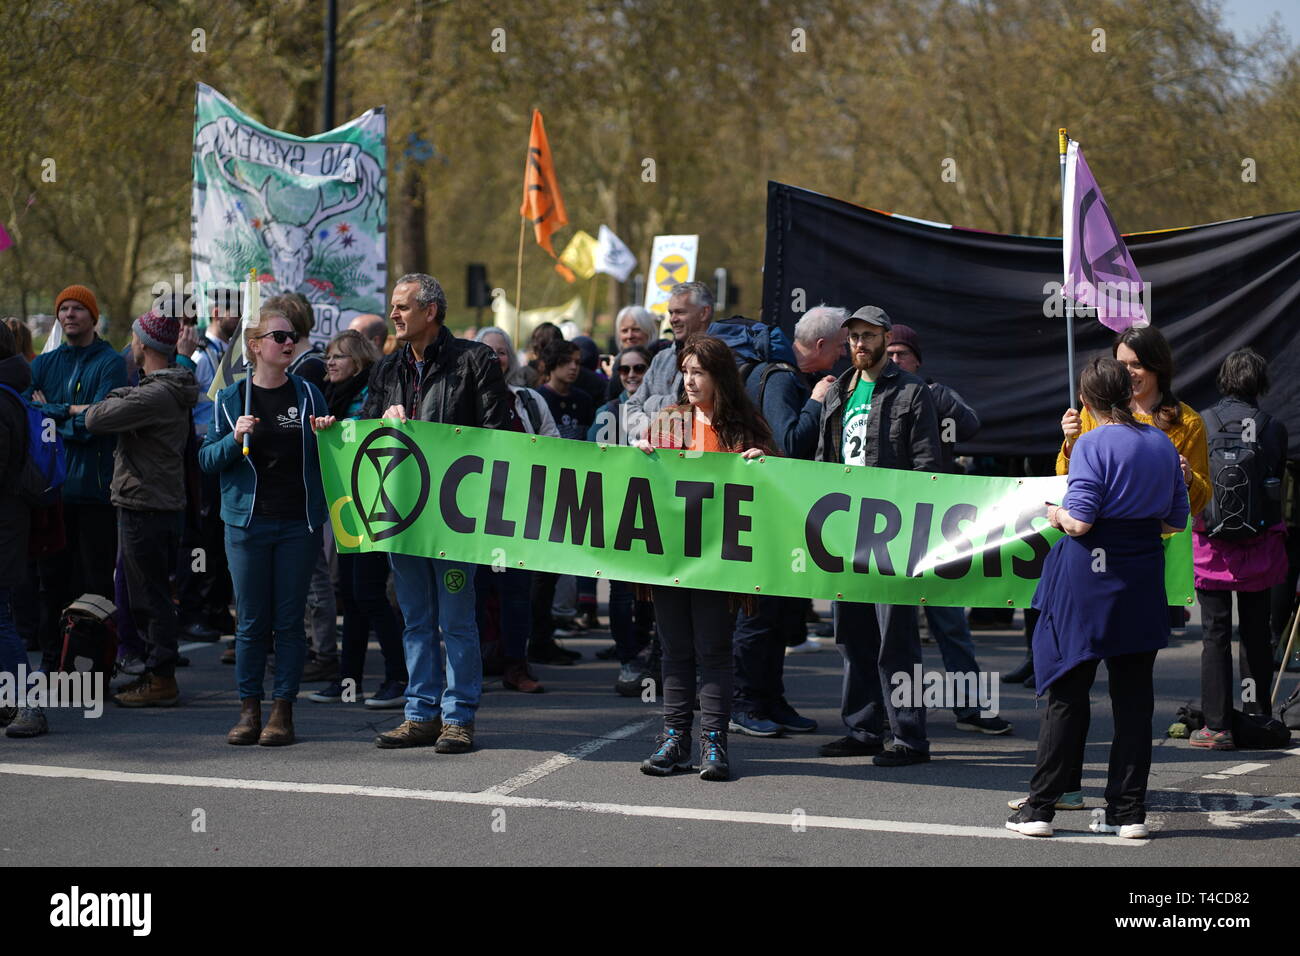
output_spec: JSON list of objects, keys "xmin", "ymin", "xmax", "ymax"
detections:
[
  {"xmin": 255, "ymin": 330, "xmax": 301, "ymax": 345},
  {"xmin": 618, "ymin": 363, "xmax": 648, "ymax": 375}
]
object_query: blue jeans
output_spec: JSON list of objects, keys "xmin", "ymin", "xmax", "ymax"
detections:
[
  {"xmin": 922, "ymin": 605, "xmax": 983, "ymax": 719},
  {"xmin": 0, "ymin": 588, "xmax": 26, "ymax": 681},
  {"xmin": 225, "ymin": 518, "xmax": 322, "ymax": 701},
  {"xmin": 390, "ymin": 554, "xmax": 481, "ymax": 725}
]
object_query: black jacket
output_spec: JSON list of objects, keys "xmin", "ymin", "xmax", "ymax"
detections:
[
  {"xmin": 815, "ymin": 360, "xmax": 942, "ymax": 472},
  {"xmin": 0, "ymin": 354, "xmax": 33, "ymax": 582},
  {"xmin": 928, "ymin": 380, "xmax": 981, "ymax": 472},
  {"xmin": 359, "ymin": 324, "xmax": 514, "ymax": 429}
]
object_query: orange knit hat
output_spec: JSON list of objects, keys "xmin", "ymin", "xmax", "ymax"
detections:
[{"xmin": 55, "ymin": 284, "xmax": 99, "ymax": 321}]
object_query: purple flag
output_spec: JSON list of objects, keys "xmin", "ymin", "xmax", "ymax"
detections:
[
  {"xmin": 0, "ymin": 223, "xmax": 11, "ymax": 253},
  {"xmin": 1062, "ymin": 140, "xmax": 1147, "ymax": 331}
]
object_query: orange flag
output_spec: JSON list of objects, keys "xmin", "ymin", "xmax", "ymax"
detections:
[{"xmin": 520, "ymin": 109, "xmax": 568, "ymax": 256}]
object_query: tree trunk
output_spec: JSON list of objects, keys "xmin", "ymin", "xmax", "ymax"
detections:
[{"xmin": 397, "ymin": 165, "xmax": 427, "ymax": 276}]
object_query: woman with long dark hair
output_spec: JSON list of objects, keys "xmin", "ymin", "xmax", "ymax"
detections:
[
  {"xmin": 635, "ymin": 334, "xmax": 774, "ymax": 781},
  {"xmin": 1191, "ymin": 348, "xmax": 1288, "ymax": 749},
  {"xmin": 1007, "ymin": 357, "xmax": 1189, "ymax": 839}
]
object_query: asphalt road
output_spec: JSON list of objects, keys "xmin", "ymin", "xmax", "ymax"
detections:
[{"xmin": 2, "ymin": 603, "xmax": 1298, "ymax": 868}]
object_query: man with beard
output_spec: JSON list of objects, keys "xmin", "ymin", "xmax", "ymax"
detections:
[{"xmin": 814, "ymin": 306, "xmax": 942, "ymax": 767}]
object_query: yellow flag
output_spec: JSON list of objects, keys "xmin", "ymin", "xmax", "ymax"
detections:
[{"xmin": 555, "ymin": 229, "xmax": 598, "ymax": 283}]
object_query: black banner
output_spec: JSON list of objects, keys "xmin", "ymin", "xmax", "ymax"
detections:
[{"xmin": 762, "ymin": 182, "xmax": 1300, "ymax": 458}]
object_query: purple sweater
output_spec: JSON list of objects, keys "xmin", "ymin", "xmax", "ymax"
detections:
[{"xmin": 1062, "ymin": 422, "xmax": 1189, "ymax": 529}]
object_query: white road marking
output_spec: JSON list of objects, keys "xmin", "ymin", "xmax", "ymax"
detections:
[
  {"xmin": 1202, "ymin": 774, "xmax": 1229, "ymax": 780},
  {"xmin": 483, "ymin": 716, "xmax": 658, "ymax": 795},
  {"xmin": 1220, "ymin": 763, "xmax": 1269, "ymax": 776},
  {"xmin": 0, "ymin": 762, "xmax": 1143, "ymax": 846}
]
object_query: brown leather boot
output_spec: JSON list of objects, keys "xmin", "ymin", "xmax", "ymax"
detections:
[
  {"xmin": 258, "ymin": 699, "xmax": 295, "ymax": 746},
  {"xmin": 227, "ymin": 698, "xmax": 261, "ymax": 745}
]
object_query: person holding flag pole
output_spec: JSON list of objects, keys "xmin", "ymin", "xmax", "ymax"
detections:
[{"xmin": 199, "ymin": 281, "xmax": 329, "ymax": 748}]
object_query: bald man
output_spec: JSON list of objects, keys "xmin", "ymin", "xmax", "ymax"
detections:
[{"xmin": 349, "ymin": 314, "xmax": 389, "ymax": 352}]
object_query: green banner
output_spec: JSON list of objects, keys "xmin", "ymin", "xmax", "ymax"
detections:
[{"xmin": 317, "ymin": 420, "xmax": 1194, "ymax": 608}]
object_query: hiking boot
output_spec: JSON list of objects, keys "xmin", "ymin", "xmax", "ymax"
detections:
[
  {"xmin": 113, "ymin": 674, "xmax": 180, "ymax": 708},
  {"xmin": 4, "ymin": 706, "xmax": 47, "ymax": 738},
  {"xmin": 728, "ymin": 711, "xmax": 784, "ymax": 737},
  {"xmin": 503, "ymin": 659, "xmax": 544, "ymax": 694},
  {"xmin": 955, "ymin": 714, "xmax": 1013, "ymax": 735},
  {"xmin": 699, "ymin": 730, "xmax": 730, "ymax": 781},
  {"xmin": 435, "ymin": 721, "xmax": 474, "ymax": 754},
  {"xmin": 641, "ymin": 728, "xmax": 692, "ymax": 776},
  {"xmin": 872, "ymin": 743, "xmax": 930, "ymax": 767},
  {"xmin": 375, "ymin": 718, "xmax": 441, "ymax": 749},
  {"xmin": 221, "ymin": 644, "xmax": 236, "ymax": 665},
  {"xmin": 258, "ymin": 699, "xmax": 295, "ymax": 746},
  {"xmin": 364, "ymin": 680, "xmax": 408, "ymax": 709},
  {"xmin": 1190, "ymin": 727, "xmax": 1236, "ymax": 750},
  {"xmin": 226, "ymin": 698, "xmax": 261, "ymax": 745},
  {"xmin": 300, "ymin": 657, "xmax": 339, "ymax": 683}
]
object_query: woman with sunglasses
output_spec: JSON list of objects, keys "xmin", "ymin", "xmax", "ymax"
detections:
[
  {"xmin": 199, "ymin": 309, "xmax": 328, "ymax": 746},
  {"xmin": 588, "ymin": 346, "xmax": 657, "ymax": 693},
  {"xmin": 307, "ymin": 330, "xmax": 409, "ymax": 709}
]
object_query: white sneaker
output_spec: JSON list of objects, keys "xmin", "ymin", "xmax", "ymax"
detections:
[
  {"xmin": 785, "ymin": 639, "xmax": 823, "ymax": 655},
  {"xmin": 116, "ymin": 655, "xmax": 146, "ymax": 676},
  {"xmin": 1090, "ymin": 820, "xmax": 1149, "ymax": 839},
  {"xmin": 1005, "ymin": 818, "xmax": 1053, "ymax": 837}
]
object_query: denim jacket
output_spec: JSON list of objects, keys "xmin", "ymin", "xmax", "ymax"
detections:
[{"xmin": 198, "ymin": 375, "xmax": 328, "ymax": 531}]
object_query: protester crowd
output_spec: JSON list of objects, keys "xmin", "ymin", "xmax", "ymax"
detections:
[{"xmin": 0, "ymin": 276, "xmax": 1294, "ymax": 838}]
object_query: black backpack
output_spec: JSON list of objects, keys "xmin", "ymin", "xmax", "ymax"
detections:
[{"xmin": 1201, "ymin": 403, "xmax": 1278, "ymax": 541}]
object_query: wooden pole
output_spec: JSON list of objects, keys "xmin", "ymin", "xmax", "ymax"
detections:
[
  {"xmin": 515, "ymin": 217, "xmax": 525, "ymax": 349},
  {"xmin": 1059, "ymin": 127, "xmax": 1076, "ymax": 411}
]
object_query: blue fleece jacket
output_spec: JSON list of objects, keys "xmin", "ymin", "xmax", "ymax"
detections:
[
  {"xmin": 198, "ymin": 375, "xmax": 328, "ymax": 531},
  {"xmin": 26, "ymin": 336, "xmax": 128, "ymax": 504}
]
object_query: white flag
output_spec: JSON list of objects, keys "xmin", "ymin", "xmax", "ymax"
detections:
[{"xmin": 594, "ymin": 225, "xmax": 636, "ymax": 282}]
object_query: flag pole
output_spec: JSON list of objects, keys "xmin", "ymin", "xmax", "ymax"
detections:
[
  {"xmin": 242, "ymin": 266, "xmax": 256, "ymax": 456},
  {"xmin": 1059, "ymin": 127, "xmax": 1076, "ymax": 411},
  {"xmin": 514, "ymin": 216, "xmax": 525, "ymax": 350}
]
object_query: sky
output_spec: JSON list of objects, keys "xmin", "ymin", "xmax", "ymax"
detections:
[{"xmin": 1219, "ymin": 0, "xmax": 1298, "ymax": 46}]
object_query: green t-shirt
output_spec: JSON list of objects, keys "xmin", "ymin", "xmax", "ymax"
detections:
[{"xmin": 841, "ymin": 375, "xmax": 875, "ymax": 466}]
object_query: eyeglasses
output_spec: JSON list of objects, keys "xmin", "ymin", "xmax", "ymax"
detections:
[
  {"xmin": 254, "ymin": 330, "xmax": 300, "ymax": 345},
  {"xmin": 618, "ymin": 363, "xmax": 648, "ymax": 375}
]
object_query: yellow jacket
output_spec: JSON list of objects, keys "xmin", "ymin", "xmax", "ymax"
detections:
[{"xmin": 1056, "ymin": 402, "xmax": 1211, "ymax": 516}]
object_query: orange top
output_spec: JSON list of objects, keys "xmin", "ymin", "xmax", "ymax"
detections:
[{"xmin": 689, "ymin": 418, "xmax": 724, "ymax": 453}]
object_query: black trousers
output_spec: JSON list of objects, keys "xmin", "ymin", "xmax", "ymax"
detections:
[
  {"xmin": 175, "ymin": 469, "xmax": 233, "ymax": 627},
  {"xmin": 38, "ymin": 502, "xmax": 117, "ymax": 671},
  {"xmin": 834, "ymin": 601, "xmax": 928, "ymax": 753},
  {"xmin": 120, "ymin": 509, "xmax": 184, "ymax": 678},
  {"xmin": 1198, "ymin": 587, "xmax": 1274, "ymax": 730},
  {"xmin": 530, "ymin": 572, "xmax": 558, "ymax": 646},
  {"xmin": 652, "ymin": 586, "xmax": 735, "ymax": 735},
  {"xmin": 732, "ymin": 594, "xmax": 804, "ymax": 715},
  {"xmin": 1025, "ymin": 650, "xmax": 1158, "ymax": 824}
]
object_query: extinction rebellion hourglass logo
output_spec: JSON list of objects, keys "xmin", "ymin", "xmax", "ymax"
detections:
[{"xmin": 350, "ymin": 427, "xmax": 430, "ymax": 541}]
